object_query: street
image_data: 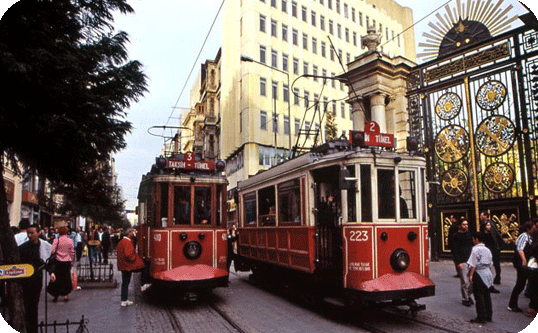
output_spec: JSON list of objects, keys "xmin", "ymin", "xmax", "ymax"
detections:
[{"xmin": 27, "ymin": 259, "xmax": 536, "ymax": 333}]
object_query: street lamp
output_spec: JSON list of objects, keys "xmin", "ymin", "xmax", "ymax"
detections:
[{"xmin": 240, "ymin": 55, "xmax": 292, "ymax": 159}]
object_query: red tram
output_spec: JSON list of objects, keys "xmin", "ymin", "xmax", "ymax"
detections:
[
  {"xmin": 235, "ymin": 134, "xmax": 435, "ymax": 312},
  {"xmin": 137, "ymin": 152, "xmax": 229, "ymax": 294}
]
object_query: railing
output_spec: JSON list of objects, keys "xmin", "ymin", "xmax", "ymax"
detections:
[
  {"xmin": 38, "ymin": 315, "xmax": 88, "ymax": 333},
  {"xmin": 76, "ymin": 263, "xmax": 114, "ymax": 283}
]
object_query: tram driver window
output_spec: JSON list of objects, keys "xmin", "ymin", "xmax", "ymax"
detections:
[
  {"xmin": 194, "ymin": 187, "xmax": 212, "ymax": 224},
  {"xmin": 377, "ymin": 169, "xmax": 396, "ymax": 219},
  {"xmin": 160, "ymin": 183, "xmax": 169, "ymax": 227},
  {"xmin": 174, "ymin": 186, "xmax": 191, "ymax": 225}
]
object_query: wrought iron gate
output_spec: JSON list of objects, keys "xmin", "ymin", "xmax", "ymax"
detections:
[{"xmin": 407, "ymin": 25, "xmax": 538, "ymax": 258}]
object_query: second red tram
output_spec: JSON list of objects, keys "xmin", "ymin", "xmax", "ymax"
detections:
[
  {"xmin": 137, "ymin": 153, "xmax": 229, "ymax": 294},
  {"xmin": 235, "ymin": 140, "xmax": 435, "ymax": 311}
]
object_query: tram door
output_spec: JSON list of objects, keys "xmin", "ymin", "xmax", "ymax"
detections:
[{"xmin": 313, "ymin": 167, "xmax": 343, "ymax": 284}]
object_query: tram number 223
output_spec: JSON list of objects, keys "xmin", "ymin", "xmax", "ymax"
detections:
[{"xmin": 349, "ymin": 230, "xmax": 369, "ymax": 242}]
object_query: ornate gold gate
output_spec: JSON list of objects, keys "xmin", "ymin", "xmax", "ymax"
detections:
[{"xmin": 407, "ymin": 12, "xmax": 538, "ymax": 257}]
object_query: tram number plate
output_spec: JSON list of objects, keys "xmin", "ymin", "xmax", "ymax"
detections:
[{"xmin": 349, "ymin": 230, "xmax": 369, "ymax": 242}]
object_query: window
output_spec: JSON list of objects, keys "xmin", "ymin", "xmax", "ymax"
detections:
[
  {"xmin": 398, "ymin": 170, "xmax": 417, "ymax": 219},
  {"xmin": 330, "ymin": 48, "xmax": 334, "ymax": 61},
  {"xmin": 284, "ymin": 115, "xmax": 290, "ymax": 135},
  {"xmin": 260, "ymin": 45, "xmax": 266, "ymax": 63},
  {"xmin": 321, "ymin": 41, "xmax": 326, "ymax": 57},
  {"xmin": 329, "ymin": 19, "xmax": 333, "ymax": 34},
  {"xmin": 272, "ymin": 112, "xmax": 278, "ymax": 133},
  {"xmin": 360, "ymin": 165, "xmax": 372, "ymax": 222},
  {"xmin": 282, "ymin": 24, "xmax": 288, "ymax": 42},
  {"xmin": 302, "ymin": 6, "xmax": 307, "ymax": 22},
  {"xmin": 292, "ymin": 1, "xmax": 297, "ymax": 17},
  {"xmin": 378, "ymin": 169, "xmax": 395, "ymax": 219},
  {"xmin": 259, "ymin": 15, "xmax": 266, "ymax": 32},
  {"xmin": 282, "ymin": 53, "xmax": 288, "ymax": 71},
  {"xmin": 295, "ymin": 118, "xmax": 300, "ymax": 136},
  {"xmin": 351, "ymin": 8, "xmax": 355, "ymax": 21},
  {"xmin": 345, "ymin": 28, "xmax": 349, "ymax": 42},
  {"xmin": 282, "ymin": 0, "xmax": 287, "ymax": 12},
  {"xmin": 272, "ymin": 80, "xmax": 278, "ymax": 100},
  {"xmin": 359, "ymin": 12, "xmax": 363, "ymax": 26},
  {"xmin": 194, "ymin": 187, "xmax": 212, "ymax": 224},
  {"xmin": 337, "ymin": 24, "xmax": 341, "ymax": 38},
  {"xmin": 292, "ymin": 29, "xmax": 298, "ymax": 45},
  {"xmin": 293, "ymin": 87, "xmax": 300, "ymax": 105},
  {"xmin": 258, "ymin": 186, "xmax": 276, "ymax": 226},
  {"xmin": 328, "ymin": 0, "xmax": 332, "ymax": 9},
  {"xmin": 271, "ymin": 49, "xmax": 277, "ymax": 67},
  {"xmin": 243, "ymin": 192, "xmax": 257, "ymax": 226},
  {"xmin": 271, "ymin": 0, "xmax": 276, "ymax": 8},
  {"xmin": 344, "ymin": 3, "xmax": 348, "ymax": 18},
  {"xmin": 278, "ymin": 179, "xmax": 302, "ymax": 224},
  {"xmin": 341, "ymin": 102, "xmax": 345, "ymax": 118},
  {"xmin": 302, "ymin": 33, "xmax": 308, "ymax": 49},
  {"xmin": 260, "ymin": 77, "xmax": 266, "ymax": 96},
  {"xmin": 260, "ymin": 110, "xmax": 267, "ymax": 130},
  {"xmin": 311, "ymin": 11, "xmax": 316, "ymax": 26},
  {"xmin": 283, "ymin": 84, "xmax": 289, "ymax": 102},
  {"xmin": 293, "ymin": 57, "xmax": 299, "ymax": 75},
  {"xmin": 313, "ymin": 65, "xmax": 318, "ymax": 81},
  {"xmin": 271, "ymin": 19, "xmax": 277, "ymax": 37},
  {"xmin": 160, "ymin": 183, "xmax": 169, "ymax": 226},
  {"xmin": 312, "ymin": 37, "xmax": 317, "ymax": 54},
  {"xmin": 304, "ymin": 91, "xmax": 309, "ymax": 108},
  {"xmin": 353, "ymin": 32, "xmax": 357, "ymax": 46},
  {"xmin": 320, "ymin": 15, "xmax": 325, "ymax": 30},
  {"xmin": 173, "ymin": 186, "xmax": 191, "ymax": 225},
  {"xmin": 336, "ymin": 0, "xmax": 340, "ymax": 13},
  {"xmin": 303, "ymin": 61, "xmax": 308, "ymax": 75}
]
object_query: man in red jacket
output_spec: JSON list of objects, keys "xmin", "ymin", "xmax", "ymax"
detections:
[{"xmin": 116, "ymin": 227, "xmax": 147, "ymax": 306}]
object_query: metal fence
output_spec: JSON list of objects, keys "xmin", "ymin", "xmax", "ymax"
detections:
[{"xmin": 38, "ymin": 315, "xmax": 88, "ymax": 333}]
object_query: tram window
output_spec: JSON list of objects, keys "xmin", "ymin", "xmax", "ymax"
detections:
[
  {"xmin": 258, "ymin": 186, "xmax": 276, "ymax": 226},
  {"xmin": 378, "ymin": 169, "xmax": 396, "ymax": 219},
  {"xmin": 194, "ymin": 187, "xmax": 212, "ymax": 224},
  {"xmin": 360, "ymin": 165, "xmax": 372, "ymax": 222},
  {"xmin": 398, "ymin": 170, "xmax": 416, "ymax": 219},
  {"xmin": 174, "ymin": 186, "xmax": 191, "ymax": 225},
  {"xmin": 346, "ymin": 166, "xmax": 356, "ymax": 222},
  {"xmin": 244, "ymin": 192, "xmax": 257, "ymax": 226},
  {"xmin": 160, "ymin": 183, "xmax": 169, "ymax": 227},
  {"xmin": 278, "ymin": 179, "xmax": 301, "ymax": 224}
]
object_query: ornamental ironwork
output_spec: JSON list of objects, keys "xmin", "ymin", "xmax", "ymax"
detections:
[
  {"xmin": 476, "ymin": 80, "xmax": 507, "ymax": 111},
  {"xmin": 434, "ymin": 125, "xmax": 470, "ymax": 163},
  {"xmin": 435, "ymin": 92, "xmax": 462, "ymax": 120},
  {"xmin": 441, "ymin": 168, "xmax": 468, "ymax": 197},
  {"xmin": 475, "ymin": 115, "xmax": 515, "ymax": 156},
  {"xmin": 483, "ymin": 162, "xmax": 515, "ymax": 194}
]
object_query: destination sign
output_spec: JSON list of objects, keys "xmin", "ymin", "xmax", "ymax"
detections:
[
  {"xmin": 166, "ymin": 152, "xmax": 215, "ymax": 171},
  {"xmin": 350, "ymin": 121, "xmax": 395, "ymax": 148}
]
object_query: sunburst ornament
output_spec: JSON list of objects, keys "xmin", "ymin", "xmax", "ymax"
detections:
[{"xmin": 418, "ymin": 0, "xmax": 519, "ymax": 62}]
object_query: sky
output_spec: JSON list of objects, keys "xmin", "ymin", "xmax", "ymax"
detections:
[{"xmin": 0, "ymin": 0, "xmax": 535, "ymax": 211}]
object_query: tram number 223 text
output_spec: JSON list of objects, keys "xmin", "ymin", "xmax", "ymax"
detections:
[{"xmin": 349, "ymin": 230, "xmax": 369, "ymax": 242}]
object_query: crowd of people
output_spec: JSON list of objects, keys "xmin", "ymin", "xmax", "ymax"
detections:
[
  {"xmin": 10, "ymin": 219, "xmax": 125, "ymax": 332},
  {"xmin": 448, "ymin": 211, "xmax": 538, "ymax": 324}
]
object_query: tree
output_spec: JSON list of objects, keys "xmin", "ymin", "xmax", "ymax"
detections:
[{"xmin": 0, "ymin": 1, "xmax": 147, "ymax": 331}]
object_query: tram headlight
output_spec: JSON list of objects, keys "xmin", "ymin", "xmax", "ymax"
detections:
[
  {"xmin": 390, "ymin": 248, "xmax": 410, "ymax": 272},
  {"xmin": 183, "ymin": 241, "xmax": 202, "ymax": 260}
]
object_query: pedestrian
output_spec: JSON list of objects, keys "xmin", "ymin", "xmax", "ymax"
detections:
[
  {"xmin": 75, "ymin": 226, "xmax": 84, "ymax": 262},
  {"xmin": 116, "ymin": 228, "xmax": 150, "ymax": 306},
  {"xmin": 85, "ymin": 225, "xmax": 100, "ymax": 264},
  {"xmin": 18, "ymin": 224, "xmax": 55, "ymax": 333},
  {"xmin": 508, "ymin": 220, "xmax": 536, "ymax": 312},
  {"xmin": 447, "ymin": 214, "xmax": 460, "ymax": 278},
  {"xmin": 481, "ymin": 220, "xmax": 501, "ymax": 293},
  {"xmin": 452, "ymin": 217, "xmax": 474, "ymax": 306},
  {"xmin": 101, "ymin": 226, "xmax": 112, "ymax": 265},
  {"xmin": 48, "ymin": 226, "xmax": 75, "ymax": 302},
  {"xmin": 14, "ymin": 218, "xmax": 31, "ymax": 246},
  {"xmin": 227, "ymin": 223, "xmax": 237, "ymax": 271},
  {"xmin": 526, "ymin": 224, "xmax": 538, "ymax": 318},
  {"xmin": 480, "ymin": 211, "xmax": 503, "ymax": 285},
  {"xmin": 468, "ymin": 232, "xmax": 494, "ymax": 324}
]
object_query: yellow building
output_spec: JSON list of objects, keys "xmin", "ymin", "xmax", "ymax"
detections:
[{"xmin": 185, "ymin": 0, "xmax": 415, "ymax": 194}]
